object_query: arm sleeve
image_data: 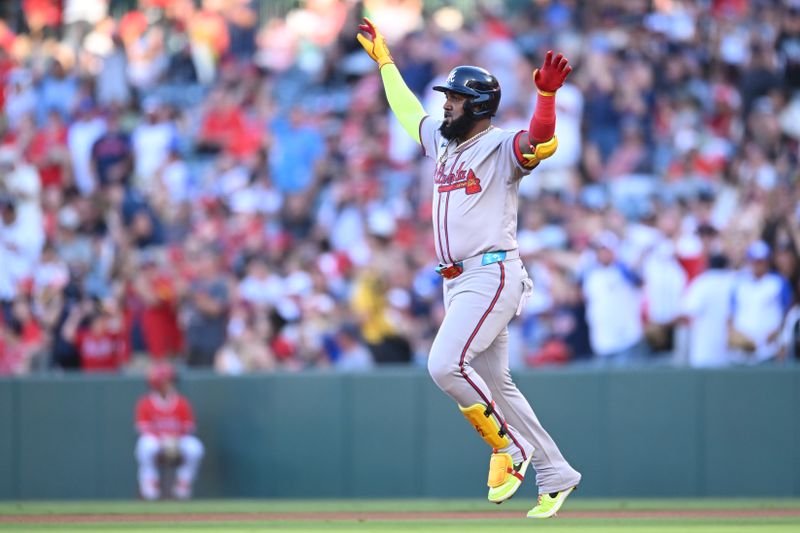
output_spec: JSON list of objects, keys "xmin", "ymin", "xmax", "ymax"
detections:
[
  {"xmin": 779, "ymin": 276, "xmax": 793, "ymax": 312},
  {"xmin": 617, "ymin": 262, "xmax": 643, "ymax": 287},
  {"xmin": 528, "ymin": 92, "xmax": 556, "ymax": 144},
  {"xmin": 380, "ymin": 64, "xmax": 427, "ymax": 144}
]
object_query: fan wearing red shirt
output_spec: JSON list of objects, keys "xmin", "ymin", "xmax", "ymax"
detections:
[
  {"xmin": 131, "ymin": 254, "xmax": 184, "ymax": 360},
  {"xmin": 61, "ymin": 300, "xmax": 127, "ymax": 372},
  {"xmin": 135, "ymin": 363, "xmax": 204, "ymax": 500},
  {"xmin": 26, "ymin": 109, "xmax": 68, "ymax": 190}
]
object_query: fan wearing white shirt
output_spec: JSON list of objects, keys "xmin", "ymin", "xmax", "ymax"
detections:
[
  {"xmin": 728, "ymin": 241, "xmax": 792, "ymax": 363},
  {"xmin": 642, "ymin": 240, "xmax": 687, "ymax": 353},
  {"xmin": 681, "ymin": 254, "xmax": 735, "ymax": 367},
  {"xmin": 581, "ymin": 231, "xmax": 645, "ymax": 363}
]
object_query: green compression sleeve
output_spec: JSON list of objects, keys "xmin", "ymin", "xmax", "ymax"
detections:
[{"xmin": 380, "ymin": 63, "xmax": 426, "ymax": 144}]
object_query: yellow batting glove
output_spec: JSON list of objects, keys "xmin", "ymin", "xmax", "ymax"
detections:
[
  {"xmin": 522, "ymin": 136, "xmax": 559, "ymax": 168},
  {"xmin": 356, "ymin": 17, "xmax": 394, "ymax": 69}
]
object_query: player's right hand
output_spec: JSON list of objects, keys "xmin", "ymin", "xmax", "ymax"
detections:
[{"xmin": 356, "ymin": 17, "xmax": 394, "ymax": 68}]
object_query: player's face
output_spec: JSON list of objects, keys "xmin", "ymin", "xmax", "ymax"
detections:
[
  {"xmin": 155, "ymin": 380, "xmax": 174, "ymax": 397},
  {"xmin": 440, "ymin": 91, "xmax": 476, "ymax": 141},
  {"xmin": 442, "ymin": 91, "xmax": 467, "ymax": 125}
]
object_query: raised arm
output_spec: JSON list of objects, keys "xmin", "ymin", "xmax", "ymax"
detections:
[
  {"xmin": 357, "ymin": 18, "xmax": 426, "ymax": 143},
  {"xmin": 518, "ymin": 51, "xmax": 572, "ymax": 168}
]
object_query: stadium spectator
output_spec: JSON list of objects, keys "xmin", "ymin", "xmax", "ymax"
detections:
[
  {"xmin": 130, "ymin": 249, "xmax": 183, "ymax": 360},
  {"xmin": 581, "ymin": 231, "xmax": 645, "ymax": 363},
  {"xmin": 26, "ymin": 108, "xmax": 69, "ymax": 191},
  {"xmin": 332, "ymin": 322, "xmax": 374, "ymax": 372},
  {"xmin": 214, "ymin": 303, "xmax": 276, "ymax": 374},
  {"xmin": 0, "ymin": 145, "xmax": 44, "ymax": 262},
  {"xmin": 131, "ymin": 99, "xmax": 177, "ymax": 191},
  {"xmin": 0, "ymin": 197, "xmax": 30, "ymax": 313},
  {"xmin": 728, "ymin": 241, "xmax": 792, "ymax": 363},
  {"xmin": 66, "ymin": 101, "xmax": 106, "ymax": 196},
  {"xmin": 642, "ymin": 240, "xmax": 687, "ymax": 354},
  {"xmin": 38, "ymin": 59, "xmax": 79, "ymax": 124},
  {"xmin": 183, "ymin": 247, "xmax": 231, "ymax": 367},
  {"xmin": 781, "ymin": 274, "xmax": 800, "ymax": 361},
  {"xmin": 3, "ymin": 68, "xmax": 36, "ymax": 130},
  {"xmin": 681, "ymin": 254, "xmax": 736, "ymax": 367},
  {"xmin": 90, "ymin": 110, "xmax": 132, "ymax": 188},
  {"xmin": 60, "ymin": 296, "xmax": 126, "ymax": 372},
  {"xmin": 96, "ymin": 34, "xmax": 133, "ymax": 108},
  {"xmin": 350, "ymin": 268, "xmax": 413, "ymax": 365}
]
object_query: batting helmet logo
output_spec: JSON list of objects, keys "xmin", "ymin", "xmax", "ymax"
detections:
[{"xmin": 433, "ymin": 66, "xmax": 501, "ymax": 118}]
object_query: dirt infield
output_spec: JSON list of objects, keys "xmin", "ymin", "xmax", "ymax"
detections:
[{"xmin": 3, "ymin": 509, "xmax": 800, "ymax": 523}]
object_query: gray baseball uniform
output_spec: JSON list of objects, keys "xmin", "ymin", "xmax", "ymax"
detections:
[{"xmin": 420, "ymin": 117, "xmax": 581, "ymax": 494}]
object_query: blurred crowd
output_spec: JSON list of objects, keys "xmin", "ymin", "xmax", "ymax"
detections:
[{"xmin": 1, "ymin": 0, "xmax": 800, "ymax": 376}]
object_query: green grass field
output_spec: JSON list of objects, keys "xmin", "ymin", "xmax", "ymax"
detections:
[{"xmin": 1, "ymin": 499, "xmax": 799, "ymax": 532}]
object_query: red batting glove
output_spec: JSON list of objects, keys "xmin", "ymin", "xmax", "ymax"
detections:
[{"xmin": 533, "ymin": 50, "xmax": 572, "ymax": 94}]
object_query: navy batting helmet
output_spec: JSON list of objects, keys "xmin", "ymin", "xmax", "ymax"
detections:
[{"xmin": 433, "ymin": 66, "xmax": 501, "ymax": 118}]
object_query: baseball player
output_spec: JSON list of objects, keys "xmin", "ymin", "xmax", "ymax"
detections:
[
  {"xmin": 357, "ymin": 19, "xmax": 581, "ymax": 518},
  {"xmin": 135, "ymin": 363, "xmax": 204, "ymax": 500}
]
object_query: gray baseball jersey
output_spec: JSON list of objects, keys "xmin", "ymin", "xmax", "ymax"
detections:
[
  {"xmin": 419, "ymin": 118, "xmax": 530, "ymax": 264},
  {"xmin": 420, "ymin": 116, "xmax": 582, "ymax": 494}
]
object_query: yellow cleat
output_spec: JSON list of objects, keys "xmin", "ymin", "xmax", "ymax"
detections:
[
  {"xmin": 526, "ymin": 486, "xmax": 576, "ymax": 518},
  {"xmin": 487, "ymin": 452, "xmax": 531, "ymax": 504}
]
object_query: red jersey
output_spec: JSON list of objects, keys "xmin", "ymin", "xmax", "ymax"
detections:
[
  {"xmin": 76, "ymin": 329, "xmax": 125, "ymax": 372},
  {"xmin": 135, "ymin": 392, "xmax": 196, "ymax": 438}
]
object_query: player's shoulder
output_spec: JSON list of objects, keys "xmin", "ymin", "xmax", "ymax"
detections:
[
  {"xmin": 469, "ymin": 126, "xmax": 518, "ymax": 152},
  {"xmin": 483, "ymin": 126, "xmax": 519, "ymax": 145},
  {"xmin": 135, "ymin": 394, "xmax": 153, "ymax": 409},
  {"xmin": 488, "ymin": 125, "xmax": 516, "ymax": 137},
  {"xmin": 420, "ymin": 115, "xmax": 443, "ymax": 140},
  {"xmin": 175, "ymin": 394, "xmax": 192, "ymax": 407}
]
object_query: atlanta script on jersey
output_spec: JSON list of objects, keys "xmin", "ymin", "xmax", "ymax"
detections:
[{"xmin": 420, "ymin": 118, "xmax": 534, "ymax": 265}]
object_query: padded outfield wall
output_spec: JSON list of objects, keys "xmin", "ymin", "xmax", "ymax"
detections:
[{"xmin": 0, "ymin": 367, "xmax": 798, "ymax": 500}]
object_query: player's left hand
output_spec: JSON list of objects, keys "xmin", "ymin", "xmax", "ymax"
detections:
[{"xmin": 533, "ymin": 50, "xmax": 572, "ymax": 94}]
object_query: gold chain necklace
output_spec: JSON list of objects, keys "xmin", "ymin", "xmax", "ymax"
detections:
[
  {"xmin": 438, "ymin": 125, "xmax": 494, "ymax": 165},
  {"xmin": 459, "ymin": 125, "xmax": 494, "ymax": 148}
]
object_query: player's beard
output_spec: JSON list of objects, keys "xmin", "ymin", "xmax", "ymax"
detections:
[{"xmin": 439, "ymin": 113, "xmax": 476, "ymax": 141}]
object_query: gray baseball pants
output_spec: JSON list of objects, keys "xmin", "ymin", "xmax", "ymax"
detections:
[{"xmin": 427, "ymin": 257, "xmax": 582, "ymax": 493}]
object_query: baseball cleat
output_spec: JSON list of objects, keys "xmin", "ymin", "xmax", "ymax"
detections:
[
  {"xmin": 172, "ymin": 480, "xmax": 192, "ymax": 500},
  {"xmin": 526, "ymin": 486, "xmax": 576, "ymax": 518},
  {"xmin": 487, "ymin": 453, "xmax": 531, "ymax": 504},
  {"xmin": 139, "ymin": 480, "xmax": 160, "ymax": 501}
]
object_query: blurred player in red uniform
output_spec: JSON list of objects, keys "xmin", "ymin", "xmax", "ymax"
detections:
[{"xmin": 134, "ymin": 363, "xmax": 204, "ymax": 500}]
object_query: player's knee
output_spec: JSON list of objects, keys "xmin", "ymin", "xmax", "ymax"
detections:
[
  {"xmin": 181, "ymin": 436, "xmax": 204, "ymax": 462},
  {"xmin": 427, "ymin": 356, "xmax": 460, "ymax": 394},
  {"xmin": 135, "ymin": 435, "xmax": 160, "ymax": 462}
]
